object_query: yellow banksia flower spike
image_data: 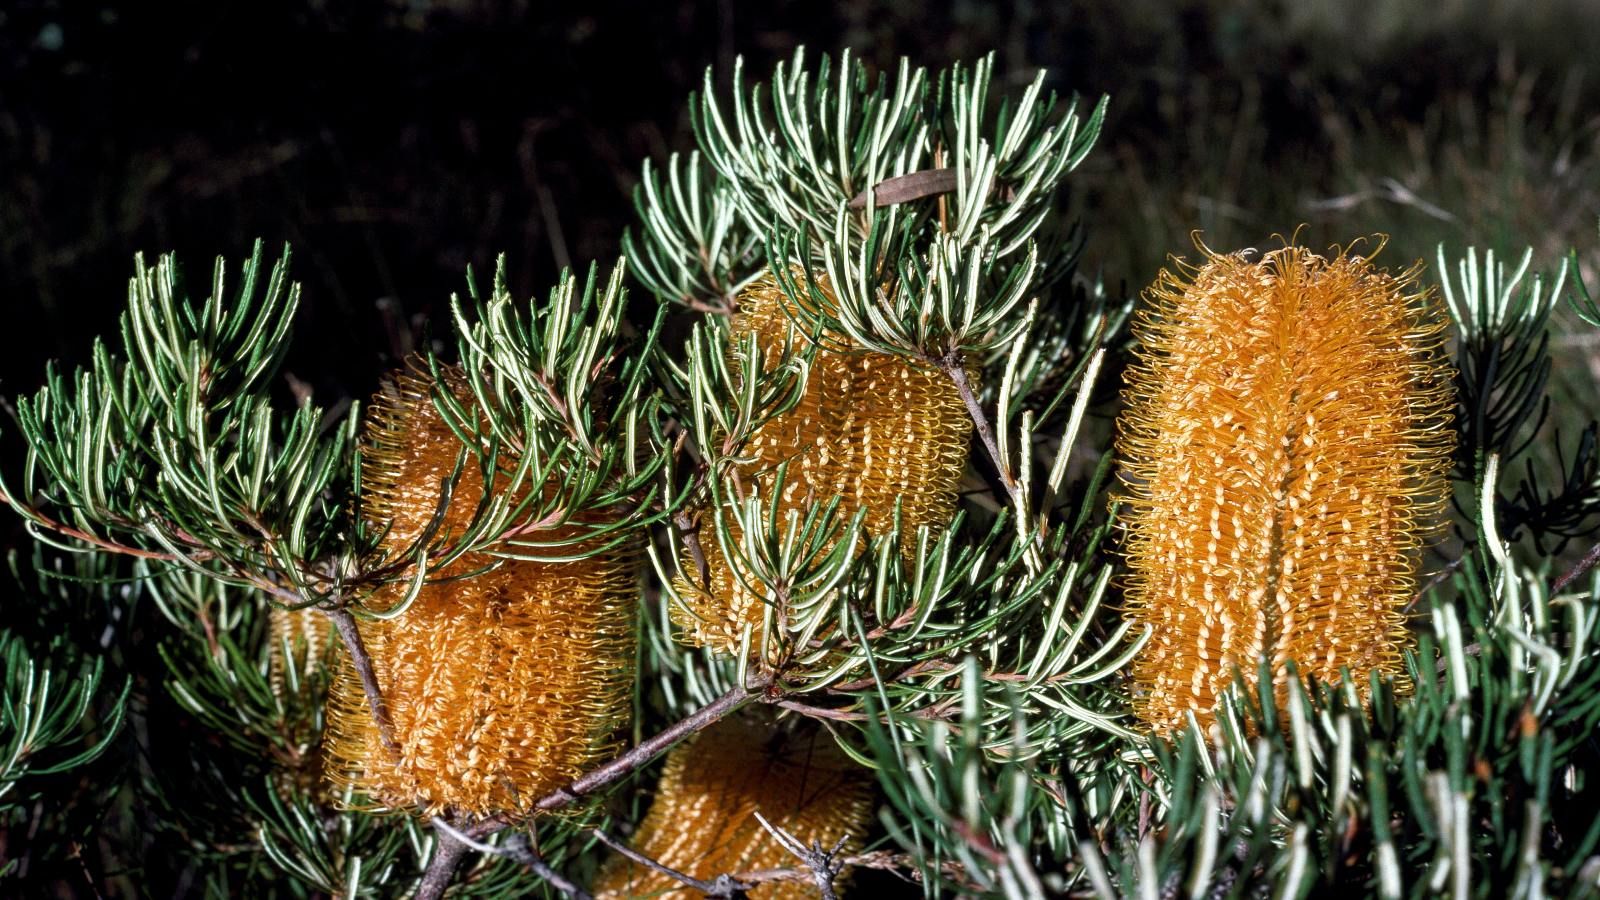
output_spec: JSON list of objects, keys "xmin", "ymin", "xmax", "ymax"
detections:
[
  {"xmin": 591, "ymin": 713, "xmax": 874, "ymax": 898},
  {"xmin": 266, "ymin": 604, "xmax": 335, "ymax": 702},
  {"xmin": 1117, "ymin": 241, "xmax": 1455, "ymax": 735},
  {"xmin": 323, "ymin": 363, "xmax": 636, "ymax": 817},
  {"xmin": 670, "ymin": 275, "xmax": 972, "ymax": 652},
  {"xmin": 265, "ymin": 604, "xmax": 336, "ymax": 800}
]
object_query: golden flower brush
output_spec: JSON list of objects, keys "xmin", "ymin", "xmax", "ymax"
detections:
[
  {"xmin": 266, "ymin": 604, "xmax": 336, "ymax": 800},
  {"xmin": 266, "ymin": 604, "xmax": 334, "ymax": 701},
  {"xmin": 1117, "ymin": 242, "xmax": 1454, "ymax": 735},
  {"xmin": 671, "ymin": 276, "xmax": 972, "ymax": 652},
  {"xmin": 591, "ymin": 713, "xmax": 874, "ymax": 898},
  {"xmin": 323, "ymin": 364, "xmax": 636, "ymax": 817}
]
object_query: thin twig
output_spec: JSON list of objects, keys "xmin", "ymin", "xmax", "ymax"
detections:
[
  {"xmin": 1417, "ymin": 542, "xmax": 1478, "ymax": 602},
  {"xmin": 533, "ymin": 678, "xmax": 763, "ymax": 813},
  {"xmin": 590, "ymin": 827, "xmax": 749, "ymax": 897},
  {"xmin": 422, "ymin": 680, "xmax": 768, "ymax": 892},
  {"xmin": 753, "ymin": 812, "xmax": 844, "ymax": 900},
  {"xmin": 0, "ymin": 489, "xmax": 184, "ymax": 561},
  {"xmin": 326, "ymin": 607, "xmax": 399, "ymax": 757},
  {"xmin": 430, "ymin": 817, "xmax": 503, "ymax": 856},
  {"xmin": 776, "ymin": 698, "xmax": 955, "ymax": 723},
  {"xmin": 939, "ymin": 353, "xmax": 1048, "ymax": 558},
  {"xmin": 676, "ymin": 509, "xmax": 710, "ymax": 590},
  {"xmin": 513, "ymin": 835, "xmax": 592, "ymax": 900},
  {"xmin": 733, "ymin": 849, "xmax": 921, "ymax": 885},
  {"xmin": 940, "ymin": 355, "xmax": 1017, "ymax": 503},
  {"xmin": 0, "ymin": 488, "xmax": 327, "ymax": 608},
  {"xmin": 425, "ymin": 820, "xmax": 593, "ymax": 900},
  {"xmin": 1553, "ymin": 540, "xmax": 1600, "ymax": 595}
]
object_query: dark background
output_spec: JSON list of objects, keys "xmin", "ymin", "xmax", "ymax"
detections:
[
  {"xmin": 2, "ymin": 1, "xmax": 1598, "ymax": 894},
  {"xmin": 4, "ymin": 0, "xmax": 1598, "ymax": 410}
]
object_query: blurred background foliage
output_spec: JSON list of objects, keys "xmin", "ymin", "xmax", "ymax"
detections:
[
  {"xmin": 1, "ymin": 0, "xmax": 1597, "ymax": 893},
  {"xmin": 3, "ymin": 0, "xmax": 1597, "ymax": 408}
]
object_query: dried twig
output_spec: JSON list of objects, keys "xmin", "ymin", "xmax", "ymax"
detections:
[
  {"xmin": 590, "ymin": 827, "xmax": 750, "ymax": 898},
  {"xmin": 431, "ymin": 819, "xmax": 593, "ymax": 900},
  {"xmin": 533, "ymin": 678, "xmax": 764, "ymax": 813},
  {"xmin": 753, "ymin": 812, "xmax": 845, "ymax": 900},
  {"xmin": 418, "ymin": 679, "xmax": 768, "ymax": 894},
  {"xmin": 940, "ymin": 353, "xmax": 1018, "ymax": 506},
  {"xmin": 513, "ymin": 836, "xmax": 592, "ymax": 900},
  {"xmin": 1553, "ymin": 540, "xmax": 1600, "ymax": 595}
]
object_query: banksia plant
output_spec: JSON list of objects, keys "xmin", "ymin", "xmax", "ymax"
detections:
[
  {"xmin": 592, "ymin": 713, "xmax": 873, "ymax": 898},
  {"xmin": 10, "ymin": 44, "xmax": 1600, "ymax": 900},
  {"xmin": 1117, "ymin": 243, "xmax": 1456, "ymax": 735},
  {"xmin": 670, "ymin": 275, "xmax": 972, "ymax": 652},
  {"xmin": 322, "ymin": 363, "xmax": 637, "ymax": 816}
]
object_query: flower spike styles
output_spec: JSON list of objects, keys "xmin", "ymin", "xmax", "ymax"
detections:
[
  {"xmin": 323, "ymin": 363, "xmax": 636, "ymax": 817},
  {"xmin": 266, "ymin": 604, "xmax": 334, "ymax": 702},
  {"xmin": 733, "ymin": 275, "xmax": 972, "ymax": 538},
  {"xmin": 592, "ymin": 713, "xmax": 874, "ymax": 898},
  {"xmin": 671, "ymin": 275, "xmax": 973, "ymax": 652},
  {"xmin": 1117, "ymin": 241, "xmax": 1455, "ymax": 735}
]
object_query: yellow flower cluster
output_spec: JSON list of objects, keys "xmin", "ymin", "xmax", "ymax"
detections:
[
  {"xmin": 266, "ymin": 604, "xmax": 333, "ymax": 701},
  {"xmin": 592, "ymin": 714, "xmax": 873, "ymax": 898},
  {"xmin": 1117, "ymin": 244, "xmax": 1455, "ymax": 734},
  {"xmin": 323, "ymin": 365, "xmax": 636, "ymax": 816},
  {"xmin": 673, "ymin": 276, "xmax": 973, "ymax": 651}
]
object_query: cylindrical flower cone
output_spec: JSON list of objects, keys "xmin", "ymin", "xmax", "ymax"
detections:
[
  {"xmin": 842, "ymin": 350, "xmax": 972, "ymax": 539},
  {"xmin": 672, "ymin": 276, "xmax": 973, "ymax": 653},
  {"xmin": 323, "ymin": 364, "xmax": 636, "ymax": 816},
  {"xmin": 267, "ymin": 604, "xmax": 334, "ymax": 701},
  {"xmin": 1116, "ymin": 242, "xmax": 1455, "ymax": 735},
  {"xmin": 267, "ymin": 604, "xmax": 336, "ymax": 799},
  {"xmin": 592, "ymin": 713, "xmax": 874, "ymax": 898}
]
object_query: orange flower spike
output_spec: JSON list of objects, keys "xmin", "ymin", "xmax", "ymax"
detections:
[
  {"xmin": 592, "ymin": 715, "xmax": 874, "ymax": 899},
  {"xmin": 323, "ymin": 363, "xmax": 636, "ymax": 817},
  {"xmin": 671, "ymin": 275, "xmax": 973, "ymax": 653},
  {"xmin": 1117, "ymin": 243, "xmax": 1455, "ymax": 735}
]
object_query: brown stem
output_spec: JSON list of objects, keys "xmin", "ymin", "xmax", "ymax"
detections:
[
  {"xmin": 676, "ymin": 510, "xmax": 710, "ymax": 590},
  {"xmin": 326, "ymin": 607, "xmax": 400, "ymax": 757},
  {"xmin": 414, "ymin": 828, "xmax": 471, "ymax": 900},
  {"xmin": 0, "ymin": 489, "xmax": 186, "ymax": 561},
  {"xmin": 940, "ymin": 353, "xmax": 1045, "ymax": 555},
  {"xmin": 940, "ymin": 355, "xmax": 1015, "ymax": 501},
  {"xmin": 590, "ymin": 827, "xmax": 748, "ymax": 897},
  {"xmin": 1411, "ymin": 542, "xmax": 1479, "ymax": 610},
  {"xmin": 1553, "ymin": 540, "xmax": 1600, "ymax": 596},
  {"xmin": 511, "ymin": 832, "xmax": 591, "ymax": 900},
  {"xmin": 0, "ymin": 488, "xmax": 333, "ymax": 610},
  {"xmin": 423, "ymin": 680, "xmax": 769, "ymax": 894},
  {"xmin": 533, "ymin": 678, "xmax": 762, "ymax": 813},
  {"xmin": 776, "ymin": 698, "xmax": 955, "ymax": 724}
]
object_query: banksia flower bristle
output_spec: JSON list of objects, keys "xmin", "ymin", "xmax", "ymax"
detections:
[
  {"xmin": 1117, "ymin": 243, "xmax": 1455, "ymax": 735},
  {"xmin": 592, "ymin": 714, "xmax": 873, "ymax": 898},
  {"xmin": 266, "ymin": 605, "xmax": 336, "ymax": 799},
  {"xmin": 267, "ymin": 605, "xmax": 334, "ymax": 700},
  {"xmin": 323, "ymin": 364, "xmax": 635, "ymax": 816},
  {"xmin": 671, "ymin": 276, "xmax": 972, "ymax": 651}
]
